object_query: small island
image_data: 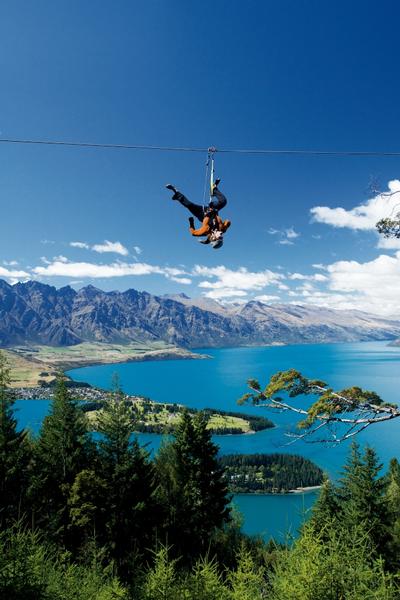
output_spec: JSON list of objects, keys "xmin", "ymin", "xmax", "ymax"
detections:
[
  {"xmin": 219, "ymin": 453, "xmax": 323, "ymax": 494},
  {"xmin": 84, "ymin": 398, "xmax": 275, "ymax": 436},
  {"xmin": 15, "ymin": 381, "xmax": 275, "ymax": 436}
]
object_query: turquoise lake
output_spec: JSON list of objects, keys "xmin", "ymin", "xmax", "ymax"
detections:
[{"xmin": 16, "ymin": 341, "xmax": 400, "ymax": 541}]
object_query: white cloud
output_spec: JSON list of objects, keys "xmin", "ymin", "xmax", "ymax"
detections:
[
  {"xmin": 133, "ymin": 246, "xmax": 143, "ymax": 255},
  {"xmin": 3, "ymin": 260, "xmax": 19, "ymax": 266},
  {"xmin": 203, "ymin": 288, "xmax": 248, "ymax": 300},
  {"xmin": 32, "ymin": 259, "xmax": 187, "ymax": 281},
  {"xmin": 92, "ymin": 240, "xmax": 129, "ymax": 256},
  {"xmin": 285, "ymin": 252, "xmax": 400, "ymax": 317},
  {"xmin": 285, "ymin": 227, "xmax": 299, "ymax": 239},
  {"xmin": 193, "ymin": 265, "xmax": 284, "ymax": 301},
  {"xmin": 377, "ymin": 237, "xmax": 400, "ymax": 250},
  {"xmin": 268, "ymin": 227, "xmax": 300, "ymax": 245},
  {"xmin": 169, "ymin": 276, "xmax": 192, "ymax": 285},
  {"xmin": 53, "ymin": 255, "xmax": 68, "ymax": 263},
  {"xmin": 0, "ymin": 266, "xmax": 30, "ymax": 279},
  {"xmin": 311, "ymin": 179, "xmax": 400, "ymax": 232},
  {"xmin": 70, "ymin": 241, "xmax": 90, "ymax": 249},
  {"xmin": 289, "ymin": 272, "xmax": 328, "ymax": 282}
]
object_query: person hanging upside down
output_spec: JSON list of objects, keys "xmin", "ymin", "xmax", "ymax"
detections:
[{"xmin": 166, "ymin": 180, "xmax": 231, "ymax": 249}]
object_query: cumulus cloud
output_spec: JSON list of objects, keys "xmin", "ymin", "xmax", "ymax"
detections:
[
  {"xmin": 33, "ymin": 259, "xmax": 187, "ymax": 280},
  {"xmin": 0, "ymin": 266, "xmax": 30, "ymax": 280},
  {"xmin": 133, "ymin": 246, "xmax": 143, "ymax": 255},
  {"xmin": 169, "ymin": 276, "xmax": 192, "ymax": 285},
  {"xmin": 311, "ymin": 179, "xmax": 400, "ymax": 232},
  {"xmin": 376, "ymin": 237, "xmax": 400, "ymax": 250},
  {"xmin": 287, "ymin": 252, "xmax": 400, "ymax": 317},
  {"xmin": 193, "ymin": 265, "xmax": 284, "ymax": 300},
  {"xmin": 92, "ymin": 240, "xmax": 129, "ymax": 256}
]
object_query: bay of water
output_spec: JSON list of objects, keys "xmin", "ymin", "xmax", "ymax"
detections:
[{"xmin": 16, "ymin": 341, "xmax": 400, "ymax": 541}]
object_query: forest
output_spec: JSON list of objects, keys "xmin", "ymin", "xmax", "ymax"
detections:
[
  {"xmin": 2, "ymin": 349, "xmax": 400, "ymax": 599},
  {"xmin": 219, "ymin": 453, "xmax": 323, "ymax": 493}
]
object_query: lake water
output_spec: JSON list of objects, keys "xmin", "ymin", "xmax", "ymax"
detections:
[{"xmin": 15, "ymin": 341, "xmax": 400, "ymax": 541}]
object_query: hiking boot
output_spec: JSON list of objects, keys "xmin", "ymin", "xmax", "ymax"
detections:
[{"xmin": 166, "ymin": 184, "xmax": 177, "ymax": 195}]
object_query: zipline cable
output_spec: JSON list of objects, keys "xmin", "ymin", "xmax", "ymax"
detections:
[{"xmin": 2, "ymin": 137, "xmax": 400, "ymax": 157}]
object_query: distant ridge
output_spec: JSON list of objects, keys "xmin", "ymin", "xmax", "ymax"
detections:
[{"xmin": 1, "ymin": 279, "xmax": 400, "ymax": 348}]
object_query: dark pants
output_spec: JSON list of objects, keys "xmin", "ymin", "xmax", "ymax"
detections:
[{"xmin": 173, "ymin": 188, "xmax": 227, "ymax": 222}]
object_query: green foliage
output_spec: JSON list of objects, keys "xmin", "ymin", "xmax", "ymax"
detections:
[
  {"xmin": 376, "ymin": 217, "xmax": 400, "ymax": 238},
  {"xmin": 186, "ymin": 556, "xmax": 229, "ymax": 600},
  {"xmin": 140, "ymin": 546, "xmax": 182, "ymax": 600},
  {"xmin": 96, "ymin": 398, "xmax": 156, "ymax": 574},
  {"xmin": 0, "ymin": 351, "xmax": 31, "ymax": 528},
  {"xmin": 239, "ymin": 368, "xmax": 388, "ymax": 434},
  {"xmin": 383, "ymin": 458, "xmax": 400, "ymax": 570},
  {"xmin": 31, "ymin": 376, "xmax": 94, "ymax": 545},
  {"xmin": 270, "ymin": 521, "xmax": 397, "ymax": 600},
  {"xmin": 310, "ymin": 476, "xmax": 338, "ymax": 533},
  {"xmin": 154, "ymin": 410, "xmax": 231, "ymax": 561},
  {"xmin": 68, "ymin": 469, "xmax": 108, "ymax": 533},
  {"xmin": 227, "ymin": 543, "xmax": 267, "ymax": 600},
  {"xmin": 219, "ymin": 453, "xmax": 323, "ymax": 493},
  {"xmin": 0, "ymin": 525, "xmax": 127, "ymax": 600},
  {"xmin": 337, "ymin": 443, "xmax": 389, "ymax": 557}
]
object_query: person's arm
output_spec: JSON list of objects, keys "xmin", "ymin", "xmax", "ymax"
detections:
[
  {"xmin": 189, "ymin": 216, "xmax": 210, "ymax": 236},
  {"xmin": 216, "ymin": 215, "xmax": 231, "ymax": 233}
]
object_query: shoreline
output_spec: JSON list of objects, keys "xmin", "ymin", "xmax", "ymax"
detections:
[
  {"xmin": 234, "ymin": 485, "xmax": 322, "ymax": 497},
  {"xmin": 61, "ymin": 348, "xmax": 210, "ymax": 372},
  {"xmin": 4, "ymin": 343, "xmax": 210, "ymax": 388}
]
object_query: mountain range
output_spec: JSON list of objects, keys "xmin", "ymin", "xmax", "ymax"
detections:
[{"xmin": 0, "ymin": 279, "xmax": 399, "ymax": 348}]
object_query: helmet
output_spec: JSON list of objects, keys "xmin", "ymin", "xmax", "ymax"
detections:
[{"xmin": 212, "ymin": 237, "xmax": 224, "ymax": 249}]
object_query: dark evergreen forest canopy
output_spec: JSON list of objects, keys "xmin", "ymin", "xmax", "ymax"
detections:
[
  {"xmin": 219, "ymin": 453, "xmax": 323, "ymax": 493},
  {"xmin": 2, "ymin": 351, "xmax": 400, "ymax": 598}
]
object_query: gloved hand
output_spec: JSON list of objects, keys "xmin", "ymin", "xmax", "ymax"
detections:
[{"xmin": 188, "ymin": 217, "xmax": 195, "ymax": 228}]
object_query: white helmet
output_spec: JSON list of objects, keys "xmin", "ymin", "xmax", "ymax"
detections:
[{"xmin": 212, "ymin": 237, "xmax": 224, "ymax": 249}]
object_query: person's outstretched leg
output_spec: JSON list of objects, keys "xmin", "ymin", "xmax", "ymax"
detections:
[
  {"xmin": 167, "ymin": 187, "xmax": 205, "ymax": 221},
  {"xmin": 209, "ymin": 186, "xmax": 227, "ymax": 211}
]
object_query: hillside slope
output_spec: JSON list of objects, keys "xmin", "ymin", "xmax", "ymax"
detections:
[{"xmin": 1, "ymin": 279, "xmax": 399, "ymax": 347}]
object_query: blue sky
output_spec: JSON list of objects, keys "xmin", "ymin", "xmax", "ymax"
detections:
[{"xmin": 2, "ymin": 1, "xmax": 400, "ymax": 315}]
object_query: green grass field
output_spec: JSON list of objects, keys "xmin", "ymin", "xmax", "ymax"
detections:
[{"xmin": 3, "ymin": 342, "xmax": 202, "ymax": 386}]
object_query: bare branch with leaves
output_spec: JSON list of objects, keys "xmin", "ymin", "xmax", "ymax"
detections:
[{"xmin": 238, "ymin": 369, "xmax": 399, "ymax": 444}]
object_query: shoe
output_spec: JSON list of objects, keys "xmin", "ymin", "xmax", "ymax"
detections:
[{"xmin": 166, "ymin": 184, "xmax": 177, "ymax": 193}]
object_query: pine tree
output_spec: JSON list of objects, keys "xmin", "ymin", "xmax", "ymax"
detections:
[
  {"xmin": 96, "ymin": 397, "xmax": 156, "ymax": 574},
  {"xmin": 310, "ymin": 476, "xmax": 339, "ymax": 534},
  {"xmin": 0, "ymin": 351, "xmax": 31, "ymax": 529},
  {"xmin": 31, "ymin": 376, "xmax": 94, "ymax": 545},
  {"xmin": 154, "ymin": 410, "xmax": 231, "ymax": 561},
  {"xmin": 383, "ymin": 458, "xmax": 400, "ymax": 570},
  {"xmin": 337, "ymin": 442, "xmax": 389, "ymax": 558},
  {"xmin": 227, "ymin": 543, "xmax": 266, "ymax": 600}
]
